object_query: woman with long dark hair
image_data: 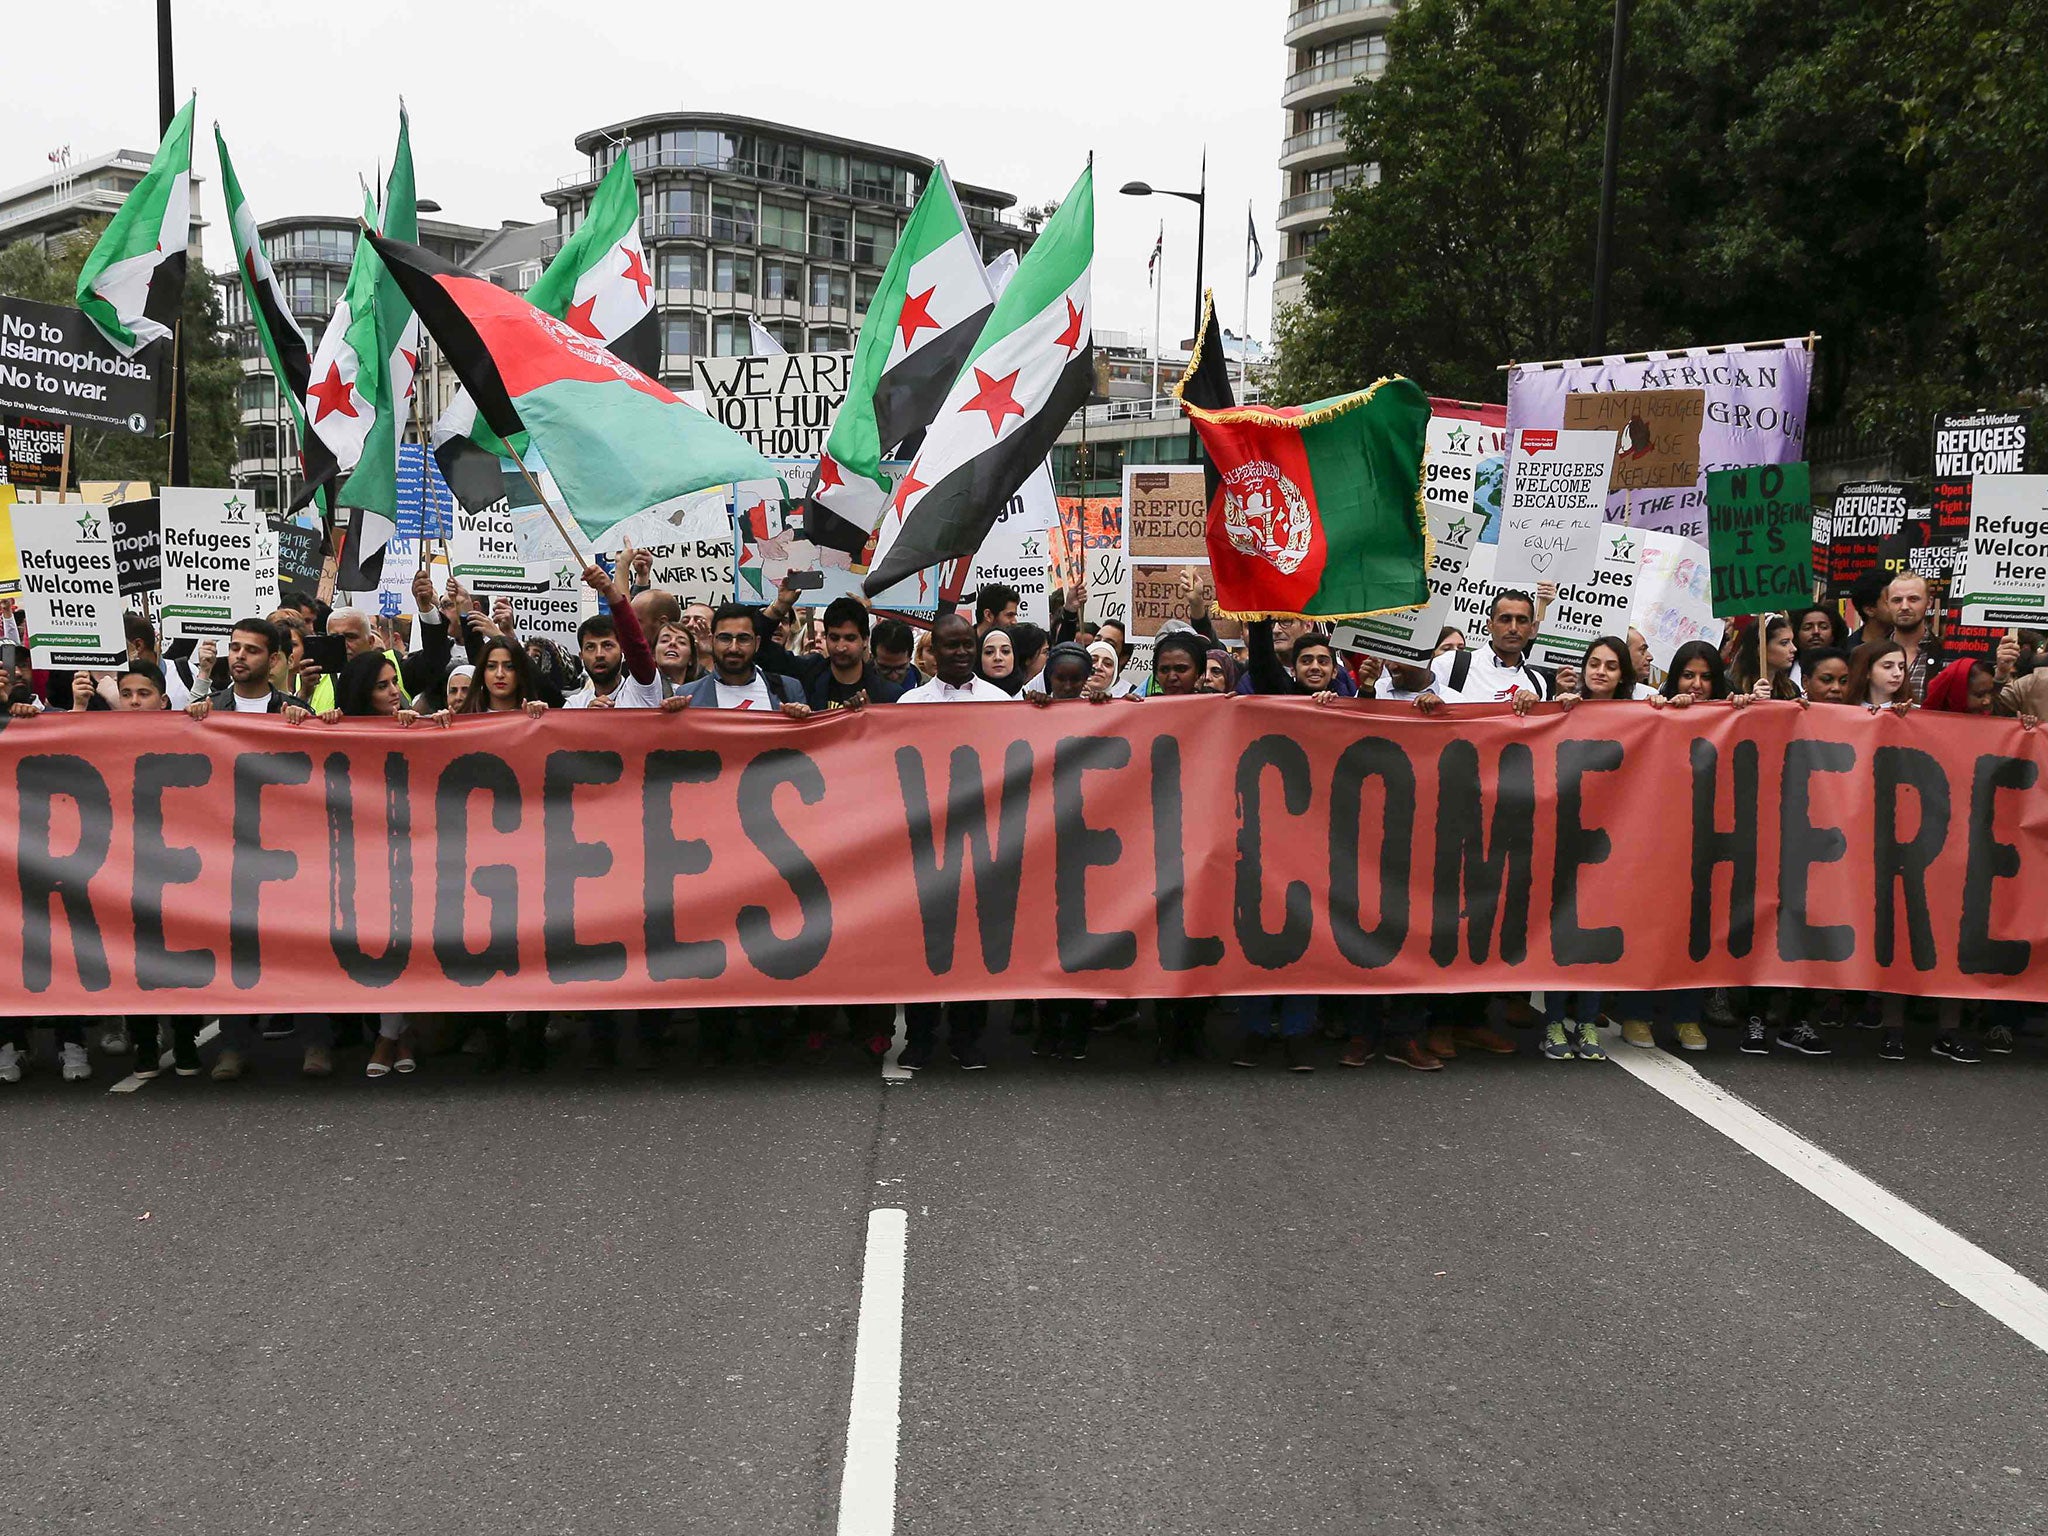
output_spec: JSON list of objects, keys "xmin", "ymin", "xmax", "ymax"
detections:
[
  {"xmin": 1845, "ymin": 639, "xmax": 1911, "ymax": 712},
  {"xmin": 455, "ymin": 638, "xmax": 551, "ymax": 719},
  {"xmin": 1730, "ymin": 614, "xmax": 1802, "ymax": 700}
]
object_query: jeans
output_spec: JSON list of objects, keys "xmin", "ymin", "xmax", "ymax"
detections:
[
  {"xmin": 904, "ymin": 1001, "xmax": 987, "ymax": 1057},
  {"xmin": 1239, "ymin": 996, "xmax": 1316, "ymax": 1038},
  {"xmin": 1542, "ymin": 992, "xmax": 1603, "ymax": 1027}
]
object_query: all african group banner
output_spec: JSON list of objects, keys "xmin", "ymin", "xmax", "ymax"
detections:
[{"xmin": 2, "ymin": 701, "xmax": 2044, "ymax": 1015}]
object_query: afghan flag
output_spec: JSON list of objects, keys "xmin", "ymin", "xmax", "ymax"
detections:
[
  {"xmin": 804, "ymin": 163, "xmax": 996, "ymax": 554},
  {"xmin": 433, "ymin": 150, "xmax": 657, "ymax": 511},
  {"xmin": 76, "ymin": 95, "xmax": 194, "ymax": 358},
  {"xmin": 863, "ymin": 162, "xmax": 1093, "ymax": 595},
  {"xmin": 366, "ymin": 232, "xmax": 781, "ymax": 541},
  {"xmin": 1179, "ymin": 329, "xmax": 1430, "ymax": 621},
  {"xmin": 217, "ymin": 125, "xmax": 337, "ymax": 516}
]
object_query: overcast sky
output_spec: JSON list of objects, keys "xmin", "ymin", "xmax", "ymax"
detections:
[{"xmin": 9, "ymin": 0, "xmax": 1283, "ymax": 350}]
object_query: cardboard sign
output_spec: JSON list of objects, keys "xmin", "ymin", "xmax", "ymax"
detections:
[
  {"xmin": 1629, "ymin": 528, "xmax": 1723, "ymax": 672},
  {"xmin": 10, "ymin": 493, "xmax": 125, "ymax": 665},
  {"xmin": 157, "ymin": 488, "xmax": 279, "ymax": 644},
  {"xmin": 1530, "ymin": 524, "xmax": 1639, "ymax": 669},
  {"xmin": 1826, "ymin": 481, "xmax": 1910, "ymax": 599},
  {"xmin": 1706, "ymin": 462, "xmax": 1813, "ymax": 617},
  {"xmin": 1495, "ymin": 428, "xmax": 1617, "ymax": 588},
  {"xmin": 1930, "ymin": 410, "xmax": 2031, "ymax": 657},
  {"xmin": 1128, "ymin": 468, "xmax": 1210, "ymax": 560},
  {"xmin": 692, "ymin": 352, "xmax": 851, "ymax": 459},
  {"xmin": 1562, "ymin": 388, "xmax": 1705, "ymax": 491},
  {"xmin": 0, "ymin": 414, "xmax": 68, "ymax": 489},
  {"xmin": 1956, "ymin": 474, "xmax": 2048, "ymax": 628}
]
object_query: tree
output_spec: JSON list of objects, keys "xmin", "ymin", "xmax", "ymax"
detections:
[{"xmin": 0, "ymin": 222, "xmax": 239, "ymax": 487}]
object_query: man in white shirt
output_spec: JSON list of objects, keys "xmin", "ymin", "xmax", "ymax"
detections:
[
  {"xmin": 671, "ymin": 605, "xmax": 811, "ymax": 712},
  {"xmin": 898, "ymin": 614, "xmax": 1020, "ymax": 705},
  {"xmin": 564, "ymin": 561, "xmax": 663, "ymax": 709},
  {"xmin": 1416, "ymin": 590, "xmax": 1549, "ymax": 711}
]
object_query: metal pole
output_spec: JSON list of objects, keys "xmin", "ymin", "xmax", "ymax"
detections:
[
  {"xmin": 1188, "ymin": 150, "xmax": 1207, "ymax": 464},
  {"xmin": 1589, "ymin": 0, "xmax": 1630, "ymax": 355},
  {"xmin": 156, "ymin": 0, "xmax": 175, "ymax": 132},
  {"xmin": 157, "ymin": 0, "xmax": 189, "ymax": 487}
]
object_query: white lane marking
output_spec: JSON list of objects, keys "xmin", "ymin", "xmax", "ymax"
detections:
[
  {"xmin": 881, "ymin": 1004, "xmax": 912, "ymax": 1083},
  {"xmin": 1608, "ymin": 1041, "xmax": 2048, "ymax": 1354},
  {"xmin": 837, "ymin": 1207, "xmax": 908, "ymax": 1536},
  {"xmin": 110, "ymin": 1018, "xmax": 221, "ymax": 1094}
]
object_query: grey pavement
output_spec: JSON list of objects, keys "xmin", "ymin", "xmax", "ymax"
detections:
[{"xmin": 2, "ymin": 1011, "xmax": 2045, "ymax": 1535}]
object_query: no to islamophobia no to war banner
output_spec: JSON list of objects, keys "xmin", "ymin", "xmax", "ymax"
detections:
[{"xmin": 2, "ymin": 700, "xmax": 2045, "ymax": 1015}]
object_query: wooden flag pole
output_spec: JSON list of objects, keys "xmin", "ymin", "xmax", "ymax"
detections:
[
  {"xmin": 57, "ymin": 425, "xmax": 72, "ymax": 496},
  {"xmin": 163, "ymin": 322, "xmax": 183, "ymax": 484},
  {"xmin": 501, "ymin": 440, "xmax": 589, "ymax": 569}
]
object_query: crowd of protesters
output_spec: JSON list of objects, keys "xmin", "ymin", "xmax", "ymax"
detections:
[{"xmin": 0, "ymin": 559, "xmax": 2042, "ymax": 1085}]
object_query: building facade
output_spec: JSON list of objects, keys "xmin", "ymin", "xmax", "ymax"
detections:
[
  {"xmin": 215, "ymin": 215, "xmax": 500, "ymax": 512},
  {"xmin": 540, "ymin": 113, "xmax": 1037, "ymax": 388},
  {"xmin": 1271, "ymin": 0, "xmax": 1399, "ymax": 322},
  {"xmin": 0, "ymin": 148, "xmax": 205, "ymax": 255}
]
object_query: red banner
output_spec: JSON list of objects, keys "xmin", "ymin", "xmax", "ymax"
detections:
[{"xmin": 2, "ymin": 701, "xmax": 2045, "ymax": 1014}]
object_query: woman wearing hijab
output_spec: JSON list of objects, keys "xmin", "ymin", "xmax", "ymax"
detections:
[
  {"xmin": 1201, "ymin": 649, "xmax": 1242, "ymax": 694},
  {"xmin": 979, "ymin": 627, "xmax": 1024, "ymax": 695}
]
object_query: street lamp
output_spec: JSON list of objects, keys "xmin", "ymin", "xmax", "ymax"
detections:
[{"xmin": 1121, "ymin": 152, "xmax": 1207, "ymax": 461}]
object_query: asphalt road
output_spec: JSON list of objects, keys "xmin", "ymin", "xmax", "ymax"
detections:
[{"xmin": 3, "ymin": 1011, "xmax": 2045, "ymax": 1535}]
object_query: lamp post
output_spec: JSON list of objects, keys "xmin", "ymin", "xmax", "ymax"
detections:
[
  {"xmin": 1121, "ymin": 150, "xmax": 1207, "ymax": 463},
  {"xmin": 1589, "ymin": 0, "xmax": 1630, "ymax": 354}
]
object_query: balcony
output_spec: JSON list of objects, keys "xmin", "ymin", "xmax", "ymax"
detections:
[
  {"xmin": 1278, "ymin": 188, "xmax": 1339, "ymax": 225},
  {"xmin": 1275, "ymin": 255, "xmax": 1311, "ymax": 281},
  {"xmin": 1282, "ymin": 53, "xmax": 1386, "ymax": 108},
  {"xmin": 1285, "ymin": 0, "xmax": 1403, "ymax": 48},
  {"xmin": 1279, "ymin": 122, "xmax": 1351, "ymax": 170}
]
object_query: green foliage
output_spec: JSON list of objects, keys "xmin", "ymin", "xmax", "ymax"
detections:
[
  {"xmin": 1271, "ymin": 0, "xmax": 2047, "ymax": 467},
  {"xmin": 0, "ymin": 222, "xmax": 239, "ymax": 487}
]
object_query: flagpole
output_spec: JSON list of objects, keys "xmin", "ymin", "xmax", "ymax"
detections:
[
  {"xmin": 500, "ymin": 439, "xmax": 590, "ymax": 569},
  {"xmin": 1242, "ymin": 201, "xmax": 1254, "ymax": 394},
  {"xmin": 1151, "ymin": 255, "xmax": 1162, "ymax": 415},
  {"xmin": 163, "ymin": 320, "xmax": 183, "ymax": 485}
]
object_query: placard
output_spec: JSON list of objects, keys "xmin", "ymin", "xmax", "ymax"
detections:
[
  {"xmin": 1931, "ymin": 410, "xmax": 2031, "ymax": 656},
  {"xmin": 1629, "ymin": 528, "xmax": 1722, "ymax": 671},
  {"xmin": 965, "ymin": 467, "xmax": 1059, "ymax": 629},
  {"xmin": 108, "ymin": 496, "xmax": 161, "ymax": 598},
  {"xmin": 1128, "ymin": 468, "xmax": 1209, "ymax": 560},
  {"xmin": 1530, "ymin": 524, "xmax": 1639, "ymax": 669},
  {"xmin": 734, "ymin": 462, "xmax": 939, "ymax": 614},
  {"xmin": 1561, "ymin": 388, "xmax": 1705, "ymax": 491},
  {"xmin": 0, "ymin": 294, "xmax": 164, "ymax": 435},
  {"xmin": 277, "ymin": 522, "xmax": 325, "ymax": 595},
  {"xmin": 1826, "ymin": 481, "xmax": 1910, "ymax": 599},
  {"xmin": 692, "ymin": 352, "xmax": 851, "ymax": 459},
  {"xmin": 1494, "ymin": 427, "xmax": 1616, "ymax": 587},
  {"xmin": 448, "ymin": 497, "xmax": 598, "ymax": 654},
  {"xmin": 639, "ymin": 489, "xmax": 739, "ymax": 610},
  {"xmin": 0, "ymin": 414, "xmax": 68, "ymax": 489},
  {"xmin": 1705, "ymin": 462, "xmax": 1813, "ymax": 617},
  {"xmin": 158, "ymin": 488, "xmax": 279, "ymax": 644},
  {"xmin": 1956, "ymin": 474, "xmax": 2048, "ymax": 628},
  {"xmin": 9, "ymin": 493, "xmax": 125, "ymax": 666}
]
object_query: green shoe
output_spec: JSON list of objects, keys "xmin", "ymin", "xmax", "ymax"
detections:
[
  {"xmin": 1541, "ymin": 1021, "xmax": 1574, "ymax": 1060},
  {"xmin": 1575, "ymin": 1020, "xmax": 1607, "ymax": 1061}
]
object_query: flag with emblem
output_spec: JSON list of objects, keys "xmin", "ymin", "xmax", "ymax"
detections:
[
  {"xmin": 863, "ymin": 162, "xmax": 1093, "ymax": 594},
  {"xmin": 432, "ymin": 150, "xmax": 656, "ymax": 511},
  {"xmin": 75, "ymin": 95, "xmax": 195, "ymax": 358},
  {"xmin": 365, "ymin": 232, "xmax": 782, "ymax": 541},
  {"xmin": 216, "ymin": 125, "xmax": 338, "ymax": 515},
  {"xmin": 803, "ymin": 163, "xmax": 998, "ymax": 555},
  {"xmin": 1177, "ymin": 317, "xmax": 1430, "ymax": 621}
]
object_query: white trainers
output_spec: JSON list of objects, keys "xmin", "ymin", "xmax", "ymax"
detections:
[
  {"xmin": 60, "ymin": 1042, "xmax": 92, "ymax": 1082},
  {"xmin": 0, "ymin": 1043, "xmax": 22, "ymax": 1083}
]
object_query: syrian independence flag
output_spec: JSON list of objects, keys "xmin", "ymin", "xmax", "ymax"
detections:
[
  {"xmin": 300, "ymin": 190, "xmax": 385, "ymax": 503},
  {"xmin": 863, "ymin": 162, "xmax": 1093, "ymax": 594},
  {"xmin": 433, "ymin": 150, "xmax": 656, "ymax": 511},
  {"xmin": 366, "ymin": 232, "xmax": 782, "ymax": 541},
  {"xmin": 1179, "ymin": 320, "xmax": 1430, "ymax": 621},
  {"xmin": 804, "ymin": 163, "xmax": 997, "ymax": 555},
  {"xmin": 76, "ymin": 95, "xmax": 195, "ymax": 359},
  {"xmin": 217, "ymin": 125, "xmax": 338, "ymax": 514}
]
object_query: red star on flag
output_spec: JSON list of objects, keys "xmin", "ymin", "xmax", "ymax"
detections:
[
  {"xmin": 1053, "ymin": 297, "xmax": 1085, "ymax": 358},
  {"xmin": 565, "ymin": 295, "xmax": 602, "ymax": 338},
  {"xmin": 401, "ymin": 348, "xmax": 418, "ymax": 374},
  {"xmin": 307, "ymin": 361, "xmax": 357, "ymax": 423},
  {"xmin": 960, "ymin": 368, "xmax": 1026, "ymax": 437},
  {"xmin": 620, "ymin": 247, "xmax": 653, "ymax": 304},
  {"xmin": 897, "ymin": 286, "xmax": 940, "ymax": 349},
  {"xmin": 817, "ymin": 454, "xmax": 844, "ymax": 492},
  {"xmin": 891, "ymin": 462, "xmax": 929, "ymax": 515}
]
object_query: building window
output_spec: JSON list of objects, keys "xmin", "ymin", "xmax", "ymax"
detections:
[
  {"xmin": 239, "ymin": 376, "xmax": 274, "ymax": 412},
  {"xmin": 854, "ymin": 214, "xmax": 897, "ymax": 266},
  {"xmin": 757, "ymin": 139, "xmax": 804, "ymax": 187},
  {"xmin": 761, "ymin": 257, "xmax": 803, "ymax": 300},
  {"xmin": 810, "ymin": 328, "xmax": 850, "ymax": 353},
  {"xmin": 711, "ymin": 315, "xmax": 749, "ymax": 356},
  {"xmin": 711, "ymin": 194, "xmax": 757, "ymax": 245},
  {"xmin": 713, "ymin": 252, "xmax": 754, "ymax": 295},
  {"xmin": 809, "ymin": 267, "xmax": 849, "ymax": 308},
  {"xmin": 238, "ymin": 426, "xmax": 280, "ymax": 460},
  {"xmin": 855, "ymin": 273, "xmax": 879, "ymax": 313},
  {"xmin": 850, "ymin": 158, "xmax": 905, "ymax": 204},
  {"xmin": 517, "ymin": 262, "xmax": 542, "ymax": 290},
  {"xmin": 654, "ymin": 184, "xmax": 702, "ymax": 237},
  {"xmin": 665, "ymin": 312, "xmax": 706, "ymax": 360},
  {"xmin": 760, "ymin": 201, "xmax": 806, "ymax": 253},
  {"xmin": 263, "ymin": 226, "xmax": 354, "ymax": 264},
  {"xmin": 804, "ymin": 148, "xmax": 847, "ymax": 194},
  {"xmin": 810, "ymin": 211, "xmax": 850, "ymax": 261},
  {"xmin": 765, "ymin": 321, "xmax": 804, "ymax": 352},
  {"xmin": 660, "ymin": 248, "xmax": 705, "ymax": 290}
]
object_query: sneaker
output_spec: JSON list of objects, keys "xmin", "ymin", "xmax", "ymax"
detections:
[
  {"xmin": 1340, "ymin": 1036, "xmax": 1375, "ymax": 1067},
  {"xmin": 301, "ymin": 1045, "xmax": 333, "ymax": 1078},
  {"xmin": 898, "ymin": 1044, "xmax": 932, "ymax": 1072},
  {"xmin": 1231, "ymin": 1034, "xmax": 1270, "ymax": 1069},
  {"xmin": 1674, "ymin": 1020, "xmax": 1709, "ymax": 1052},
  {"xmin": 172, "ymin": 1034, "xmax": 202, "ymax": 1077},
  {"xmin": 1775, "ymin": 1022, "xmax": 1832, "ymax": 1057},
  {"xmin": 1574, "ymin": 1021, "xmax": 1606, "ymax": 1061},
  {"xmin": 98, "ymin": 1024, "xmax": 131, "ymax": 1056},
  {"xmin": 1704, "ymin": 988, "xmax": 1738, "ymax": 1027},
  {"xmin": 210, "ymin": 1049, "xmax": 246, "ymax": 1081},
  {"xmin": 0, "ymin": 1043, "xmax": 20, "ymax": 1083},
  {"xmin": 1621, "ymin": 1019, "xmax": 1656, "ymax": 1049},
  {"xmin": 60, "ymin": 1042, "xmax": 92, "ymax": 1082},
  {"xmin": 1281, "ymin": 1038, "xmax": 1314, "ymax": 1073},
  {"xmin": 1384, "ymin": 1039, "xmax": 1444, "ymax": 1071},
  {"xmin": 951, "ymin": 1044, "xmax": 989, "ymax": 1071},
  {"xmin": 1879, "ymin": 1029, "xmax": 1906, "ymax": 1061},
  {"xmin": 1541, "ymin": 1022, "xmax": 1574, "ymax": 1061},
  {"xmin": 1984, "ymin": 1023, "xmax": 2016, "ymax": 1055},
  {"xmin": 1738, "ymin": 1017, "xmax": 1771, "ymax": 1055},
  {"xmin": 1931, "ymin": 1033, "xmax": 1981, "ymax": 1064}
]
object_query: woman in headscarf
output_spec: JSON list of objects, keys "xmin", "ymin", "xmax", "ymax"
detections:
[
  {"xmin": 979, "ymin": 626, "xmax": 1024, "ymax": 695},
  {"xmin": 1201, "ymin": 649, "xmax": 1242, "ymax": 694}
]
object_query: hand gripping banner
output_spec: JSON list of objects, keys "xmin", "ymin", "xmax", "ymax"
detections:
[{"xmin": 1, "ymin": 700, "xmax": 2044, "ymax": 1015}]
